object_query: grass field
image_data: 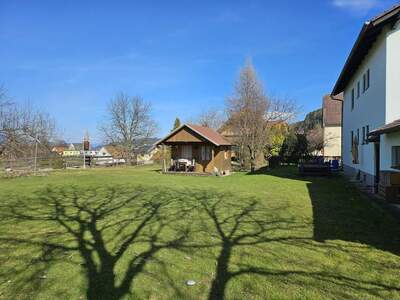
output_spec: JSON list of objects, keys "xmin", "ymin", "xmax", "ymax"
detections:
[{"xmin": 0, "ymin": 166, "xmax": 399, "ymax": 300}]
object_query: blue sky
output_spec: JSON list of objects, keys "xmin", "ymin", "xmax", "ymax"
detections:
[{"xmin": 1, "ymin": 0, "xmax": 398, "ymax": 143}]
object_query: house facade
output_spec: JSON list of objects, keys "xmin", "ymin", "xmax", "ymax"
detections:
[
  {"xmin": 322, "ymin": 94, "xmax": 343, "ymax": 160},
  {"xmin": 332, "ymin": 5, "xmax": 400, "ymax": 198},
  {"xmin": 157, "ymin": 124, "xmax": 231, "ymax": 174}
]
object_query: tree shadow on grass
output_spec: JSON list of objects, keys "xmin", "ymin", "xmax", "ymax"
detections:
[
  {"xmin": 187, "ymin": 190, "xmax": 400, "ymax": 300},
  {"xmin": 0, "ymin": 185, "xmax": 191, "ymax": 300},
  {"xmin": 0, "ymin": 183, "xmax": 399, "ymax": 300},
  {"xmin": 247, "ymin": 166, "xmax": 400, "ymax": 256},
  {"xmin": 190, "ymin": 193, "xmax": 307, "ymax": 299}
]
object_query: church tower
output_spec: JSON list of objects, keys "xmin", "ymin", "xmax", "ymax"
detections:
[{"xmin": 83, "ymin": 130, "xmax": 90, "ymax": 151}]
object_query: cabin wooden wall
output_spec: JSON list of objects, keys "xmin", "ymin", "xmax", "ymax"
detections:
[
  {"xmin": 166, "ymin": 127, "xmax": 205, "ymax": 143},
  {"xmin": 169, "ymin": 143, "xmax": 231, "ymax": 173},
  {"xmin": 214, "ymin": 146, "xmax": 231, "ymax": 173}
]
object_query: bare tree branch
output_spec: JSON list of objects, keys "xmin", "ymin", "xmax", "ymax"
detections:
[{"xmin": 100, "ymin": 93, "xmax": 158, "ymax": 164}]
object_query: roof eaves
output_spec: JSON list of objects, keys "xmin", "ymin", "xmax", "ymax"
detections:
[
  {"xmin": 331, "ymin": 23, "xmax": 370, "ymax": 95},
  {"xmin": 332, "ymin": 5, "xmax": 400, "ymax": 96},
  {"xmin": 186, "ymin": 124, "xmax": 221, "ymax": 146},
  {"xmin": 155, "ymin": 124, "xmax": 188, "ymax": 146}
]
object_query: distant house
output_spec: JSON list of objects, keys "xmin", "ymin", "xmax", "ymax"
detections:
[
  {"xmin": 332, "ymin": 4, "xmax": 400, "ymax": 200},
  {"xmin": 156, "ymin": 124, "xmax": 231, "ymax": 174},
  {"xmin": 63, "ymin": 144, "xmax": 82, "ymax": 157},
  {"xmin": 95, "ymin": 145, "xmax": 125, "ymax": 165},
  {"xmin": 136, "ymin": 144, "xmax": 159, "ymax": 165},
  {"xmin": 63, "ymin": 143, "xmax": 97, "ymax": 157},
  {"xmin": 51, "ymin": 146, "xmax": 66, "ymax": 155},
  {"xmin": 96, "ymin": 146, "xmax": 113, "ymax": 158},
  {"xmin": 322, "ymin": 94, "xmax": 343, "ymax": 160}
]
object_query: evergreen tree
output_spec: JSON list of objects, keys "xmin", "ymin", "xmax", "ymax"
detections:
[{"xmin": 172, "ymin": 117, "xmax": 181, "ymax": 131}]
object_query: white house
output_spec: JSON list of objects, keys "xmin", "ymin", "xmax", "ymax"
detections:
[
  {"xmin": 322, "ymin": 94, "xmax": 343, "ymax": 160},
  {"xmin": 332, "ymin": 5, "xmax": 400, "ymax": 199}
]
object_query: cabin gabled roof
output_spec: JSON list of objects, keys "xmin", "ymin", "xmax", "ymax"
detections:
[
  {"xmin": 156, "ymin": 124, "xmax": 231, "ymax": 146},
  {"xmin": 332, "ymin": 4, "xmax": 400, "ymax": 95}
]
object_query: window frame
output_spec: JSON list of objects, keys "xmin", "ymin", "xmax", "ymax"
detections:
[
  {"xmin": 357, "ymin": 81, "xmax": 360, "ymax": 98},
  {"xmin": 392, "ymin": 146, "xmax": 400, "ymax": 169},
  {"xmin": 351, "ymin": 130, "xmax": 354, "ymax": 151},
  {"xmin": 351, "ymin": 88, "xmax": 355, "ymax": 110},
  {"xmin": 362, "ymin": 126, "xmax": 365, "ymax": 144},
  {"xmin": 363, "ymin": 74, "xmax": 366, "ymax": 92},
  {"xmin": 201, "ymin": 145, "xmax": 211, "ymax": 161},
  {"xmin": 357, "ymin": 128, "xmax": 360, "ymax": 144},
  {"xmin": 366, "ymin": 69, "xmax": 370, "ymax": 90}
]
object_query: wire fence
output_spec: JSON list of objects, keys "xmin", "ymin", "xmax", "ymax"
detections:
[{"xmin": 0, "ymin": 155, "xmax": 156, "ymax": 177}]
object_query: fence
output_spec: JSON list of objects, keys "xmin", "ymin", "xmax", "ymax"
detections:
[
  {"xmin": 0, "ymin": 155, "xmax": 156, "ymax": 176},
  {"xmin": 0, "ymin": 156, "xmax": 63, "ymax": 171}
]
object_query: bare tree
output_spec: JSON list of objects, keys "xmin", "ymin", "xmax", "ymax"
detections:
[
  {"xmin": 0, "ymin": 88, "xmax": 56, "ymax": 159},
  {"xmin": 226, "ymin": 61, "xmax": 296, "ymax": 171},
  {"xmin": 100, "ymin": 93, "xmax": 157, "ymax": 165},
  {"xmin": 195, "ymin": 108, "xmax": 225, "ymax": 130},
  {"xmin": 306, "ymin": 126, "xmax": 324, "ymax": 155}
]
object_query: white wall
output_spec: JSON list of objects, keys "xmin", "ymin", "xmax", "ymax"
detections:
[
  {"xmin": 381, "ymin": 132, "xmax": 400, "ymax": 172},
  {"xmin": 323, "ymin": 126, "xmax": 341, "ymax": 157},
  {"xmin": 386, "ymin": 21, "xmax": 400, "ymax": 123},
  {"xmin": 342, "ymin": 27, "xmax": 387, "ymax": 176}
]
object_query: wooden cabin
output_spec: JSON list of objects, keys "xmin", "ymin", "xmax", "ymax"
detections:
[{"xmin": 156, "ymin": 124, "xmax": 232, "ymax": 175}]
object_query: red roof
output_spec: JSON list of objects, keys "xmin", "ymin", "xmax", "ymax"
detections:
[
  {"xmin": 187, "ymin": 124, "xmax": 231, "ymax": 146},
  {"xmin": 156, "ymin": 124, "xmax": 231, "ymax": 146}
]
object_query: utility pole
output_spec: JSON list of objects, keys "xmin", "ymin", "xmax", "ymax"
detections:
[
  {"xmin": 83, "ymin": 134, "xmax": 86, "ymax": 169},
  {"xmin": 83, "ymin": 130, "xmax": 89, "ymax": 169},
  {"xmin": 34, "ymin": 133, "xmax": 38, "ymax": 175}
]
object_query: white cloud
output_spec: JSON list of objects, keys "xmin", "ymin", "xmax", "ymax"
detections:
[{"xmin": 332, "ymin": 0, "xmax": 381, "ymax": 13}]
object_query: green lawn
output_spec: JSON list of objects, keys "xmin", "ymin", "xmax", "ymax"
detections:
[{"xmin": 0, "ymin": 166, "xmax": 399, "ymax": 300}]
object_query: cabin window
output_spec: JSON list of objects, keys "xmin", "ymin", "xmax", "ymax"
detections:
[
  {"xmin": 181, "ymin": 145, "xmax": 192, "ymax": 160},
  {"xmin": 351, "ymin": 88, "xmax": 355, "ymax": 110},
  {"xmin": 392, "ymin": 146, "xmax": 400, "ymax": 169},
  {"xmin": 201, "ymin": 145, "xmax": 211, "ymax": 160}
]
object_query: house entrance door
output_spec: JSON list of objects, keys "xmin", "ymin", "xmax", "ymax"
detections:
[{"xmin": 375, "ymin": 142, "xmax": 380, "ymax": 185}]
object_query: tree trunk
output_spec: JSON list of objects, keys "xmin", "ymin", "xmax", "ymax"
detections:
[{"xmin": 248, "ymin": 145, "xmax": 256, "ymax": 172}]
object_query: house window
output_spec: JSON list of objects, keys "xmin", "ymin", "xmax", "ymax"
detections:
[
  {"xmin": 362, "ymin": 127, "xmax": 365, "ymax": 144},
  {"xmin": 357, "ymin": 128, "xmax": 360, "ymax": 144},
  {"xmin": 351, "ymin": 88, "xmax": 355, "ymax": 110},
  {"xmin": 366, "ymin": 125, "xmax": 369, "ymax": 144},
  {"xmin": 351, "ymin": 131, "xmax": 354, "ymax": 151},
  {"xmin": 357, "ymin": 81, "xmax": 360, "ymax": 98},
  {"xmin": 201, "ymin": 145, "xmax": 211, "ymax": 160},
  {"xmin": 366, "ymin": 69, "xmax": 370, "ymax": 90},
  {"xmin": 363, "ymin": 74, "xmax": 366, "ymax": 92},
  {"xmin": 392, "ymin": 146, "xmax": 400, "ymax": 169}
]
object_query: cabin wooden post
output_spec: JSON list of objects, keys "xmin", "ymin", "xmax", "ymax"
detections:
[
  {"xmin": 162, "ymin": 145, "xmax": 166, "ymax": 172},
  {"xmin": 211, "ymin": 147, "xmax": 215, "ymax": 170}
]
